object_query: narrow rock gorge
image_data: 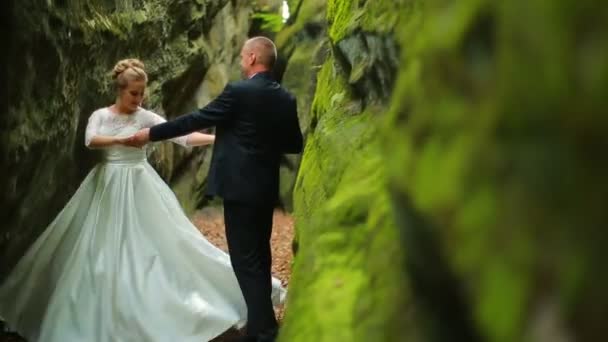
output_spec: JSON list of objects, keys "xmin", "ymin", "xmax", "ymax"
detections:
[
  {"xmin": 0, "ymin": 0, "xmax": 258, "ymax": 277},
  {"xmin": 2, "ymin": 0, "xmax": 607, "ymax": 341},
  {"xmin": 278, "ymin": 0, "xmax": 608, "ymax": 341}
]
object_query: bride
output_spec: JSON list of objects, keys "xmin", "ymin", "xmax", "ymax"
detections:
[{"xmin": 0, "ymin": 59, "xmax": 285, "ymax": 342}]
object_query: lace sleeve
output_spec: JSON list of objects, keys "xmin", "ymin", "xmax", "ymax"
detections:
[
  {"xmin": 141, "ymin": 110, "xmax": 189, "ymax": 147},
  {"xmin": 85, "ymin": 110, "xmax": 102, "ymax": 147}
]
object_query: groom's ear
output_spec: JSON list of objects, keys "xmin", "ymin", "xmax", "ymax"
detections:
[{"xmin": 247, "ymin": 52, "xmax": 256, "ymax": 66}]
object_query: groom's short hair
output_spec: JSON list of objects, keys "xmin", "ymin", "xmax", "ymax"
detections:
[{"xmin": 245, "ymin": 36, "xmax": 277, "ymax": 69}]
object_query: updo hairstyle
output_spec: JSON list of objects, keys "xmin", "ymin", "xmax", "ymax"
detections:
[{"xmin": 111, "ymin": 58, "xmax": 148, "ymax": 90}]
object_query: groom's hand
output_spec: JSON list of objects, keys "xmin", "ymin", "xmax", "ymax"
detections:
[{"xmin": 124, "ymin": 128, "xmax": 150, "ymax": 148}]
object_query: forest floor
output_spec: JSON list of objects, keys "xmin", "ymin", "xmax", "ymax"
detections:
[{"xmin": 0, "ymin": 207, "xmax": 295, "ymax": 342}]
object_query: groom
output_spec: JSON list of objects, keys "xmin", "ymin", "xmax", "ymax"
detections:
[{"xmin": 127, "ymin": 36, "xmax": 303, "ymax": 341}]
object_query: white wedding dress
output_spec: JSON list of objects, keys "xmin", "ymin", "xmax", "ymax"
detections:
[{"xmin": 0, "ymin": 107, "xmax": 286, "ymax": 342}]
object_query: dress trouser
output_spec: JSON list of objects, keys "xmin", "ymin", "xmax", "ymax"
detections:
[{"xmin": 223, "ymin": 200, "xmax": 277, "ymax": 341}]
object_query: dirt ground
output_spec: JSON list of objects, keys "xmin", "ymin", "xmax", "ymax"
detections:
[{"xmin": 192, "ymin": 207, "xmax": 294, "ymax": 341}]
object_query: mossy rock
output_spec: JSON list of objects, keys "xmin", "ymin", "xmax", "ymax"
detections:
[
  {"xmin": 0, "ymin": 0, "xmax": 252, "ymax": 278},
  {"xmin": 279, "ymin": 1, "xmax": 411, "ymax": 340},
  {"xmin": 385, "ymin": 0, "xmax": 608, "ymax": 341}
]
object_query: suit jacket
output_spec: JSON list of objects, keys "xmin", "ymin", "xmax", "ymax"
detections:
[{"xmin": 149, "ymin": 71, "xmax": 304, "ymax": 204}]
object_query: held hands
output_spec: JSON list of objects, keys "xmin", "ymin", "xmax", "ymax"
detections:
[
  {"xmin": 117, "ymin": 128, "xmax": 151, "ymax": 148},
  {"xmin": 114, "ymin": 136, "xmax": 132, "ymax": 145}
]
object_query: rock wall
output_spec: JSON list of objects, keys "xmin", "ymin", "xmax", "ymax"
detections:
[
  {"xmin": 3, "ymin": 0, "xmax": 606, "ymax": 340},
  {"xmin": 274, "ymin": 0, "xmax": 327, "ymax": 211},
  {"xmin": 386, "ymin": 1, "xmax": 608, "ymax": 341},
  {"xmin": 280, "ymin": 0, "xmax": 608, "ymax": 341},
  {"xmin": 0, "ymin": 0, "xmax": 253, "ymax": 278},
  {"xmin": 279, "ymin": 1, "xmax": 412, "ymax": 340}
]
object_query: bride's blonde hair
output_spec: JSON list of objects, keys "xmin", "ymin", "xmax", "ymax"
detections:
[{"xmin": 111, "ymin": 58, "xmax": 148, "ymax": 90}]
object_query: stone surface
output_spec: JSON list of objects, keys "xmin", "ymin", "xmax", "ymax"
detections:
[
  {"xmin": 385, "ymin": 0, "xmax": 608, "ymax": 341},
  {"xmin": 3, "ymin": 1, "xmax": 607, "ymax": 341},
  {"xmin": 0, "ymin": 0, "xmax": 253, "ymax": 278},
  {"xmin": 278, "ymin": 1, "xmax": 411, "ymax": 341},
  {"xmin": 279, "ymin": 0, "xmax": 608, "ymax": 341}
]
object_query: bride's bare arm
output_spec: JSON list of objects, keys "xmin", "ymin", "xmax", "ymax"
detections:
[
  {"xmin": 87, "ymin": 135, "xmax": 129, "ymax": 148},
  {"xmin": 186, "ymin": 132, "xmax": 215, "ymax": 146}
]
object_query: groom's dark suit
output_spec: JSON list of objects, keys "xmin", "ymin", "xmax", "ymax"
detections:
[{"xmin": 149, "ymin": 71, "xmax": 303, "ymax": 341}]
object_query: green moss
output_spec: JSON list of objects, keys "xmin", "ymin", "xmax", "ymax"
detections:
[
  {"xmin": 282, "ymin": 113, "xmax": 409, "ymax": 340},
  {"xmin": 358, "ymin": 0, "xmax": 405, "ymax": 34},
  {"xmin": 384, "ymin": 0, "xmax": 608, "ymax": 340},
  {"xmin": 289, "ymin": 57, "xmax": 364, "ymax": 217},
  {"xmin": 81, "ymin": 10, "xmax": 148, "ymax": 40},
  {"xmin": 326, "ymin": 0, "xmax": 356, "ymax": 42},
  {"xmin": 276, "ymin": 0, "xmax": 325, "ymax": 49},
  {"xmin": 281, "ymin": 39, "xmax": 326, "ymax": 133},
  {"xmin": 1, "ymin": 0, "xmax": 251, "ymax": 275},
  {"xmin": 279, "ymin": 2, "xmax": 411, "ymax": 338},
  {"xmin": 327, "ymin": 0, "xmax": 407, "ymax": 43}
]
